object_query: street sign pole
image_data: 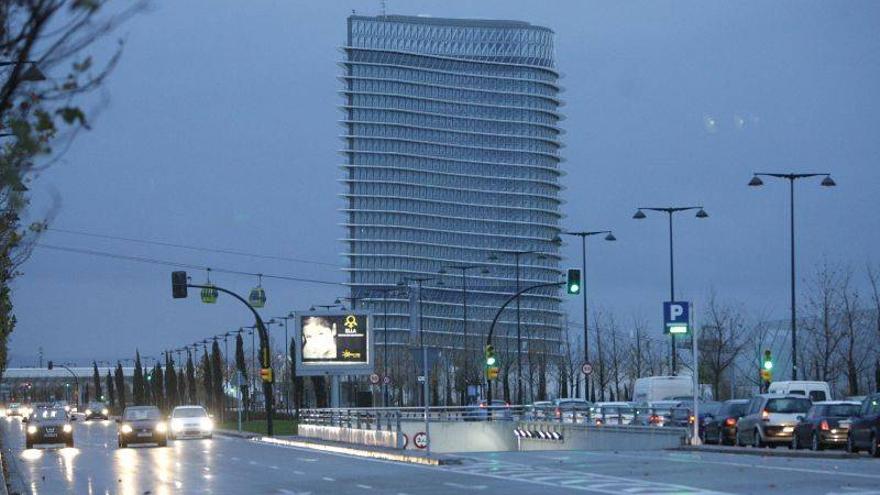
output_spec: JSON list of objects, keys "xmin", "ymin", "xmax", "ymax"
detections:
[{"xmin": 691, "ymin": 307, "xmax": 700, "ymax": 446}]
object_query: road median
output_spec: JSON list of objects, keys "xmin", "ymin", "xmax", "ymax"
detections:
[{"xmin": 252, "ymin": 434, "xmax": 459, "ymax": 466}]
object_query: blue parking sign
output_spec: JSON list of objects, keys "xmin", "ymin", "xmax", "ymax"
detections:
[{"xmin": 663, "ymin": 301, "xmax": 690, "ymax": 335}]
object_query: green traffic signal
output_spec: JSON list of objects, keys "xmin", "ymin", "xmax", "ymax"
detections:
[
  {"xmin": 566, "ymin": 268, "xmax": 581, "ymax": 295},
  {"xmin": 485, "ymin": 345, "xmax": 496, "ymax": 367},
  {"xmin": 762, "ymin": 350, "xmax": 773, "ymax": 371}
]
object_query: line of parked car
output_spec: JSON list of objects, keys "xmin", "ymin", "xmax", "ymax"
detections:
[
  {"xmin": 2, "ymin": 401, "xmax": 215, "ymax": 450},
  {"xmin": 518, "ymin": 378, "xmax": 880, "ymax": 457}
]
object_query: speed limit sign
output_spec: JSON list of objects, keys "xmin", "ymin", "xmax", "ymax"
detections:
[
  {"xmin": 369, "ymin": 373, "xmax": 380, "ymax": 385},
  {"xmin": 581, "ymin": 362, "xmax": 593, "ymax": 376},
  {"xmin": 413, "ymin": 431, "xmax": 428, "ymax": 449}
]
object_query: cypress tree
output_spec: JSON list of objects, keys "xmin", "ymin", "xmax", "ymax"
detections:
[
  {"xmin": 114, "ymin": 362, "xmax": 126, "ymax": 409},
  {"xmin": 106, "ymin": 371, "xmax": 115, "ymax": 409},
  {"xmin": 235, "ymin": 333, "xmax": 249, "ymax": 414},
  {"xmin": 201, "ymin": 349, "xmax": 213, "ymax": 408},
  {"xmin": 92, "ymin": 361, "xmax": 103, "ymax": 402},
  {"xmin": 133, "ymin": 351, "xmax": 145, "ymax": 405},
  {"xmin": 186, "ymin": 351, "xmax": 196, "ymax": 404},
  {"xmin": 152, "ymin": 362, "xmax": 164, "ymax": 410},
  {"xmin": 211, "ymin": 339, "xmax": 224, "ymax": 417}
]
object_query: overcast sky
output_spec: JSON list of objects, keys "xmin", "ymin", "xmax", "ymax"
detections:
[{"xmin": 10, "ymin": 0, "xmax": 880, "ymax": 366}]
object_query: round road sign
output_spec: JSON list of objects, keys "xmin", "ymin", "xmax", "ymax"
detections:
[
  {"xmin": 369, "ymin": 373, "xmax": 380, "ymax": 385},
  {"xmin": 581, "ymin": 362, "xmax": 593, "ymax": 376},
  {"xmin": 413, "ymin": 431, "xmax": 428, "ymax": 449},
  {"xmin": 383, "ymin": 375, "xmax": 391, "ymax": 385}
]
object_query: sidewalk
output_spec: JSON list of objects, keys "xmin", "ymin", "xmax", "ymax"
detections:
[{"xmin": 215, "ymin": 428, "xmax": 458, "ymax": 465}]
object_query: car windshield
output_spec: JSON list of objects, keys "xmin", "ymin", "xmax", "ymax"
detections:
[
  {"xmin": 173, "ymin": 408, "xmax": 207, "ymax": 418},
  {"xmin": 725, "ymin": 402, "xmax": 748, "ymax": 416},
  {"xmin": 766, "ymin": 398, "xmax": 811, "ymax": 413},
  {"xmin": 702, "ymin": 402, "xmax": 722, "ymax": 415},
  {"xmin": 88, "ymin": 403, "xmax": 104, "ymax": 409},
  {"xmin": 35, "ymin": 408, "xmax": 66, "ymax": 419},
  {"xmin": 827, "ymin": 404, "xmax": 860, "ymax": 417},
  {"xmin": 124, "ymin": 408, "xmax": 161, "ymax": 420}
]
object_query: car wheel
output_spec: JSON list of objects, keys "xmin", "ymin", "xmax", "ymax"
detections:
[
  {"xmin": 158, "ymin": 439, "xmax": 167, "ymax": 447},
  {"xmin": 753, "ymin": 429, "xmax": 764, "ymax": 448},
  {"xmin": 871, "ymin": 435, "xmax": 879, "ymax": 458},
  {"xmin": 846, "ymin": 434, "xmax": 859, "ymax": 454},
  {"xmin": 791, "ymin": 434, "xmax": 799, "ymax": 450},
  {"xmin": 118, "ymin": 439, "xmax": 126, "ymax": 448},
  {"xmin": 811, "ymin": 432, "xmax": 823, "ymax": 451},
  {"xmin": 25, "ymin": 441, "xmax": 33, "ymax": 449}
]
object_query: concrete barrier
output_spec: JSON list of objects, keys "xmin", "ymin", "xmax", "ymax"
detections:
[
  {"xmin": 297, "ymin": 424, "xmax": 400, "ymax": 449},
  {"xmin": 399, "ymin": 420, "xmax": 518, "ymax": 453},
  {"xmin": 516, "ymin": 422, "xmax": 687, "ymax": 452}
]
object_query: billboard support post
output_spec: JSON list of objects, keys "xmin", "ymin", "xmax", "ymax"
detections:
[{"xmin": 330, "ymin": 375, "xmax": 341, "ymax": 408}]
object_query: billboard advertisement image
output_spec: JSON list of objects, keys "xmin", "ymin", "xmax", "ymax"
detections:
[{"xmin": 294, "ymin": 312, "xmax": 373, "ymax": 376}]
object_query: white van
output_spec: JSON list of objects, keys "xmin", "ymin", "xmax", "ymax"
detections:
[
  {"xmin": 632, "ymin": 376, "xmax": 693, "ymax": 403},
  {"xmin": 767, "ymin": 381, "xmax": 831, "ymax": 402}
]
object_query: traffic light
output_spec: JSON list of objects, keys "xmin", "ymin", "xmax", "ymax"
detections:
[
  {"xmin": 761, "ymin": 350, "xmax": 773, "ymax": 384},
  {"xmin": 487, "ymin": 367, "xmax": 499, "ymax": 380},
  {"xmin": 566, "ymin": 268, "xmax": 581, "ymax": 295},
  {"xmin": 260, "ymin": 368, "xmax": 273, "ymax": 383},
  {"xmin": 484, "ymin": 345, "xmax": 496, "ymax": 367},
  {"xmin": 172, "ymin": 271, "xmax": 188, "ymax": 299},
  {"xmin": 762, "ymin": 350, "xmax": 773, "ymax": 371}
]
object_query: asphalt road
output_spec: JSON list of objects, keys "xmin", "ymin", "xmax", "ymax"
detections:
[{"xmin": 3, "ymin": 417, "xmax": 880, "ymax": 494}]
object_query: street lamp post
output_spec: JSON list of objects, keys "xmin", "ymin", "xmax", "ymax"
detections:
[
  {"xmin": 488, "ymin": 250, "xmax": 545, "ymax": 405},
  {"xmin": 368, "ymin": 287, "xmax": 406, "ymax": 407},
  {"xmin": 562, "ymin": 230, "xmax": 616, "ymax": 400},
  {"xmin": 633, "ymin": 206, "xmax": 709, "ymax": 374},
  {"xmin": 438, "ymin": 264, "xmax": 482, "ymax": 405},
  {"xmin": 748, "ymin": 172, "xmax": 835, "ymax": 380},
  {"xmin": 272, "ymin": 313, "xmax": 296, "ymax": 415}
]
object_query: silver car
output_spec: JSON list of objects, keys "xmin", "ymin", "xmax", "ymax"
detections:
[
  {"xmin": 169, "ymin": 406, "xmax": 214, "ymax": 439},
  {"xmin": 736, "ymin": 394, "xmax": 812, "ymax": 447}
]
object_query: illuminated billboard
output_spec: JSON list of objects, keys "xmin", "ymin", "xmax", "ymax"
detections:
[{"xmin": 293, "ymin": 312, "xmax": 373, "ymax": 376}]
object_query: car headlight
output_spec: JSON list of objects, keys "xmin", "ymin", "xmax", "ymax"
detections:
[
  {"xmin": 200, "ymin": 418, "xmax": 214, "ymax": 431},
  {"xmin": 64, "ymin": 406, "xmax": 70, "ymax": 412},
  {"xmin": 155, "ymin": 422, "xmax": 167, "ymax": 433},
  {"xmin": 120, "ymin": 424, "xmax": 132, "ymax": 434},
  {"xmin": 85, "ymin": 409, "xmax": 92, "ymax": 416},
  {"xmin": 63, "ymin": 424, "xmax": 73, "ymax": 433},
  {"xmin": 27, "ymin": 425, "xmax": 37, "ymax": 435},
  {"xmin": 101, "ymin": 408, "xmax": 108, "ymax": 416},
  {"xmin": 0, "ymin": 408, "xmax": 6, "ymax": 416}
]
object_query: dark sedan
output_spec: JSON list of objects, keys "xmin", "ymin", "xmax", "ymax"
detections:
[
  {"xmin": 83, "ymin": 402, "xmax": 110, "ymax": 421},
  {"xmin": 846, "ymin": 393, "xmax": 880, "ymax": 456},
  {"xmin": 791, "ymin": 401, "xmax": 860, "ymax": 451},
  {"xmin": 117, "ymin": 406, "xmax": 167, "ymax": 447},
  {"xmin": 25, "ymin": 407, "xmax": 73, "ymax": 449},
  {"xmin": 702, "ymin": 399, "xmax": 749, "ymax": 445}
]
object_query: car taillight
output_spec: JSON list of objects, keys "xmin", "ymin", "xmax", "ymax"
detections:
[
  {"xmin": 761, "ymin": 409, "xmax": 770, "ymax": 421},
  {"xmin": 724, "ymin": 417, "xmax": 736, "ymax": 427},
  {"xmin": 820, "ymin": 420, "xmax": 830, "ymax": 431},
  {"xmin": 649, "ymin": 415, "xmax": 661, "ymax": 424}
]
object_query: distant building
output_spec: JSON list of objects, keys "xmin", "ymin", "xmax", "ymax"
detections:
[{"xmin": 340, "ymin": 15, "xmax": 565, "ymax": 366}]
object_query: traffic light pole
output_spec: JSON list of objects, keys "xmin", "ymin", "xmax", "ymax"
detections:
[
  {"xmin": 186, "ymin": 283, "xmax": 274, "ymax": 437},
  {"xmin": 486, "ymin": 281, "xmax": 564, "ymax": 404}
]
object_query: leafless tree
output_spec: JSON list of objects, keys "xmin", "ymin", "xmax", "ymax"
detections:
[
  {"xmin": 699, "ymin": 291, "xmax": 756, "ymax": 400},
  {"xmin": 801, "ymin": 260, "xmax": 846, "ymax": 385}
]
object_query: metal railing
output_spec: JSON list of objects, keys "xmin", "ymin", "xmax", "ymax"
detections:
[{"xmin": 297, "ymin": 405, "xmax": 696, "ymax": 429}]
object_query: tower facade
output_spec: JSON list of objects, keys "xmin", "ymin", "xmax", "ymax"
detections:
[{"xmin": 340, "ymin": 15, "xmax": 564, "ymax": 377}]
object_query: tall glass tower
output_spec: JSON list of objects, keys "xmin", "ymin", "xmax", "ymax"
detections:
[{"xmin": 340, "ymin": 15, "xmax": 564, "ymax": 385}]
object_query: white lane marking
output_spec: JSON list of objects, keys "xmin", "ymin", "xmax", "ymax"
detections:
[
  {"xmin": 270, "ymin": 465, "xmax": 279, "ymax": 470},
  {"xmin": 248, "ymin": 460, "xmax": 258, "ymax": 465},
  {"xmin": 277, "ymin": 490, "xmax": 311, "ymax": 495},
  {"xmin": 293, "ymin": 470, "xmax": 305, "ymax": 475},
  {"xmin": 444, "ymin": 482, "xmax": 487, "ymax": 490},
  {"xmin": 447, "ymin": 459, "xmax": 731, "ymax": 495},
  {"xmin": 322, "ymin": 476, "xmax": 335, "ymax": 482},
  {"xmin": 356, "ymin": 484, "xmax": 372, "ymax": 489},
  {"xmin": 589, "ymin": 451, "xmax": 880, "ymax": 481},
  {"xmin": 231, "ymin": 456, "xmax": 240, "ymax": 461},
  {"xmin": 299, "ymin": 457, "xmax": 317, "ymax": 462}
]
